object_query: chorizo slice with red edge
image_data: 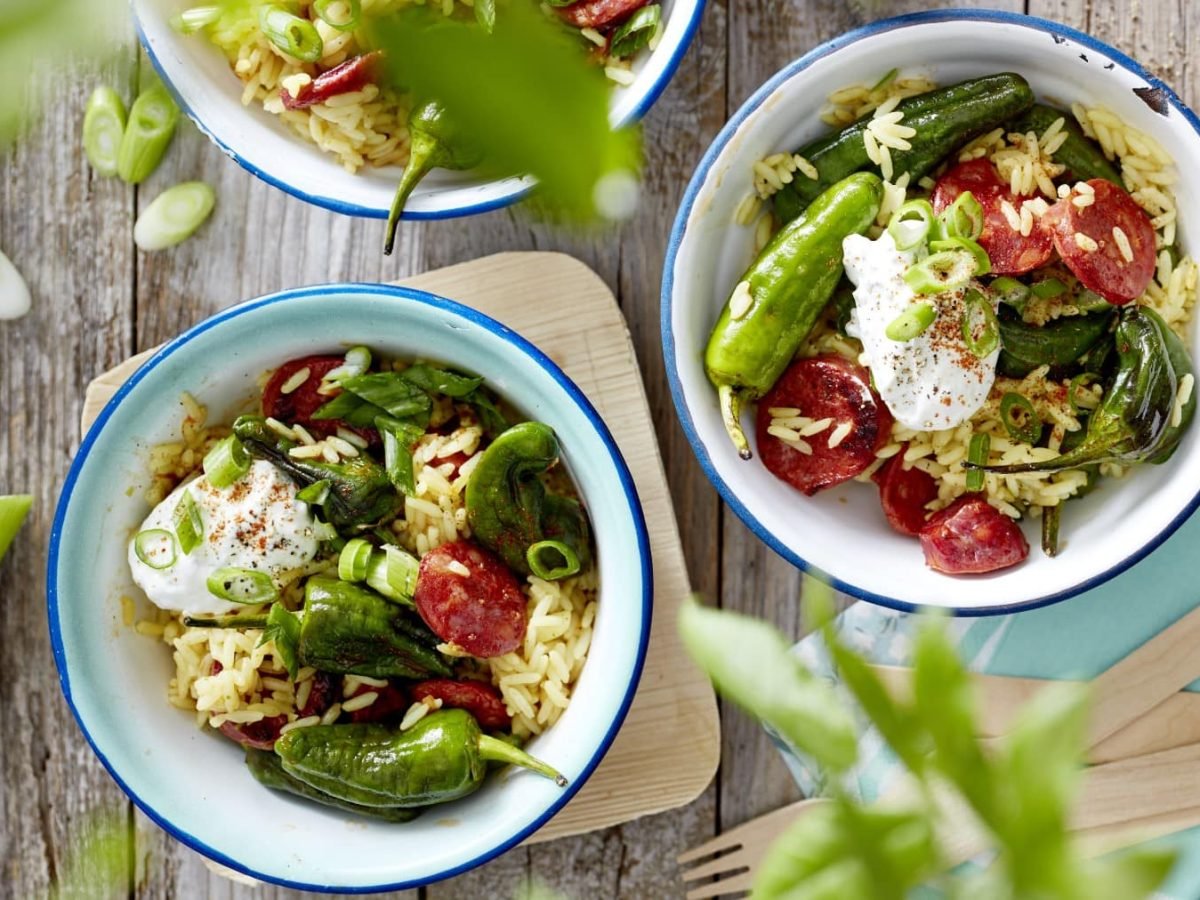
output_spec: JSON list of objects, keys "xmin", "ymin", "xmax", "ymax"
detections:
[
  {"xmin": 1044, "ymin": 179, "xmax": 1157, "ymax": 304},
  {"xmin": 873, "ymin": 452, "xmax": 939, "ymax": 536},
  {"xmin": 345, "ymin": 680, "xmax": 410, "ymax": 724},
  {"xmin": 412, "ymin": 678, "xmax": 512, "ymax": 730},
  {"xmin": 262, "ymin": 354, "xmax": 373, "ymax": 442},
  {"xmin": 280, "ymin": 52, "xmax": 382, "ymax": 111},
  {"xmin": 556, "ymin": 0, "xmax": 650, "ymax": 30},
  {"xmin": 932, "ymin": 159, "xmax": 1055, "ymax": 275},
  {"xmin": 413, "ymin": 539, "xmax": 527, "ymax": 659},
  {"xmin": 219, "ymin": 715, "xmax": 288, "ymax": 750},
  {"xmin": 918, "ymin": 495, "xmax": 1029, "ymax": 574},
  {"xmin": 755, "ymin": 355, "xmax": 894, "ymax": 496}
]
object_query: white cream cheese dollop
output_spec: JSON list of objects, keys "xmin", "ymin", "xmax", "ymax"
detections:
[
  {"xmin": 842, "ymin": 231, "xmax": 1000, "ymax": 431},
  {"xmin": 128, "ymin": 460, "xmax": 320, "ymax": 615}
]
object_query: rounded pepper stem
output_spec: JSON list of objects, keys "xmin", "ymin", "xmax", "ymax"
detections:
[
  {"xmin": 383, "ymin": 130, "xmax": 442, "ymax": 256},
  {"xmin": 477, "ymin": 734, "xmax": 568, "ymax": 787},
  {"xmin": 718, "ymin": 384, "xmax": 752, "ymax": 460}
]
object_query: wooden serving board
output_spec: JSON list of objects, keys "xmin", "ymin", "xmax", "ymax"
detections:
[{"xmin": 81, "ymin": 251, "xmax": 720, "ymax": 845}]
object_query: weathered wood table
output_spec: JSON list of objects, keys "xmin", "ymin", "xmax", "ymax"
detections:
[{"xmin": 0, "ymin": 0, "xmax": 1189, "ymax": 896}]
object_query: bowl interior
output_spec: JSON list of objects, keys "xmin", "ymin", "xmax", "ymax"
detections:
[
  {"xmin": 666, "ymin": 12, "xmax": 1200, "ymax": 613},
  {"xmin": 133, "ymin": 0, "xmax": 704, "ymax": 218},
  {"xmin": 50, "ymin": 286, "xmax": 649, "ymax": 890}
]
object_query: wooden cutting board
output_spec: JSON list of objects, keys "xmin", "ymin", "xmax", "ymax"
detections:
[{"xmin": 81, "ymin": 250, "xmax": 720, "ymax": 844}]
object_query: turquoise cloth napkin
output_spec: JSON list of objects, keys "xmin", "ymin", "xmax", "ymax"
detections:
[{"xmin": 780, "ymin": 508, "xmax": 1200, "ymax": 898}]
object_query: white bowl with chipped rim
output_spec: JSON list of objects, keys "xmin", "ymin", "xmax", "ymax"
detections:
[{"xmin": 662, "ymin": 9, "xmax": 1200, "ymax": 615}]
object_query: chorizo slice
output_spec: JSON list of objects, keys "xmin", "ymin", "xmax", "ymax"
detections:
[
  {"xmin": 412, "ymin": 678, "xmax": 512, "ymax": 730},
  {"xmin": 918, "ymin": 495, "xmax": 1029, "ymax": 574}
]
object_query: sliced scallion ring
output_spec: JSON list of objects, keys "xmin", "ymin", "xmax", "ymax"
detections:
[
  {"xmin": 365, "ymin": 545, "xmax": 419, "ymax": 606},
  {"xmin": 257, "ymin": 5, "xmax": 323, "ymax": 62},
  {"xmin": 965, "ymin": 433, "xmax": 990, "ymax": 492},
  {"xmin": 1031, "ymin": 277, "xmax": 1068, "ymax": 299},
  {"xmin": 887, "ymin": 199, "xmax": 935, "ymax": 251},
  {"xmin": 526, "ymin": 540, "xmax": 582, "ymax": 581},
  {"xmin": 903, "ymin": 250, "xmax": 976, "ymax": 295},
  {"xmin": 960, "ymin": 288, "xmax": 1000, "ymax": 358},
  {"xmin": 206, "ymin": 567, "xmax": 279, "ymax": 605},
  {"xmin": 338, "ymin": 538, "xmax": 373, "ymax": 582},
  {"xmin": 321, "ymin": 345, "xmax": 372, "ymax": 386},
  {"xmin": 172, "ymin": 491, "xmax": 204, "ymax": 555},
  {"xmin": 134, "ymin": 182, "xmax": 215, "ymax": 251},
  {"xmin": 939, "ymin": 190, "xmax": 985, "ymax": 241},
  {"xmin": 134, "ymin": 529, "xmax": 177, "ymax": 570},
  {"xmin": 885, "ymin": 302, "xmax": 936, "ymax": 342},
  {"xmin": 991, "ymin": 276, "xmax": 1030, "ymax": 308},
  {"xmin": 170, "ymin": 5, "xmax": 222, "ymax": 33},
  {"xmin": 1000, "ymin": 392, "xmax": 1042, "ymax": 445},
  {"xmin": 313, "ymin": 0, "xmax": 361, "ymax": 31},
  {"xmin": 83, "ymin": 87, "xmax": 127, "ymax": 178},
  {"xmin": 117, "ymin": 84, "xmax": 179, "ymax": 185},
  {"xmin": 929, "ymin": 236, "xmax": 991, "ymax": 277},
  {"xmin": 296, "ymin": 479, "xmax": 332, "ymax": 505},
  {"xmin": 202, "ymin": 435, "xmax": 250, "ymax": 488}
]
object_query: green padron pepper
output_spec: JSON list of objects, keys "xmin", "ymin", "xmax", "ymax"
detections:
[
  {"xmin": 465, "ymin": 421, "xmax": 592, "ymax": 580},
  {"xmin": 244, "ymin": 748, "xmax": 420, "ymax": 822},
  {"xmin": 274, "ymin": 709, "xmax": 567, "ymax": 808},
  {"xmin": 383, "ymin": 99, "xmax": 485, "ymax": 255},
  {"xmin": 976, "ymin": 306, "xmax": 1196, "ymax": 474},
  {"xmin": 233, "ymin": 415, "xmax": 401, "ymax": 529},
  {"xmin": 187, "ymin": 577, "xmax": 452, "ymax": 681}
]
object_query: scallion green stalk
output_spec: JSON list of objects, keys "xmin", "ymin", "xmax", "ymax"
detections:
[
  {"xmin": 338, "ymin": 538, "xmax": 373, "ymax": 582},
  {"xmin": 965, "ymin": 433, "xmax": 990, "ymax": 492},
  {"xmin": 990, "ymin": 275, "xmax": 1030, "ymax": 308},
  {"xmin": 365, "ymin": 544, "xmax": 419, "ymax": 606},
  {"xmin": 1031, "ymin": 277, "xmax": 1068, "ymax": 299},
  {"xmin": 116, "ymin": 83, "xmax": 179, "ymax": 185},
  {"xmin": 134, "ymin": 182, "xmax": 216, "ymax": 252},
  {"xmin": 886, "ymin": 199, "xmax": 935, "ymax": 251},
  {"xmin": 172, "ymin": 491, "xmax": 204, "ymax": 555},
  {"xmin": 526, "ymin": 540, "xmax": 581, "ymax": 581},
  {"xmin": 202, "ymin": 435, "xmax": 250, "ymax": 488},
  {"xmin": 885, "ymin": 302, "xmax": 936, "ymax": 342},
  {"xmin": 938, "ymin": 190, "xmax": 985, "ymax": 241},
  {"xmin": 257, "ymin": 5, "xmax": 324, "ymax": 62},
  {"xmin": 929, "ymin": 236, "xmax": 991, "ymax": 277},
  {"xmin": 83, "ymin": 87, "xmax": 126, "ymax": 178}
]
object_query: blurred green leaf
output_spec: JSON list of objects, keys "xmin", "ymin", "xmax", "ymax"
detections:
[
  {"xmin": 52, "ymin": 808, "xmax": 130, "ymax": 900},
  {"xmin": 0, "ymin": 494, "xmax": 32, "ymax": 562},
  {"xmin": 679, "ymin": 598, "xmax": 858, "ymax": 773},
  {"xmin": 1080, "ymin": 847, "xmax": 1180, "ymax": 900}
]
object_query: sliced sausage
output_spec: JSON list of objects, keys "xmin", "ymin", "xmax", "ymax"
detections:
[
  {"xmin": 557, "ymin": 0, "xmax": 650, "ymax": 30},
  {"xmin": 262, "ymin": 354, "xmax": 373, "ymax": 441},
  {"xmin": 1044, "ymin": 179, "xmax": 1157, "ymax": 304},
  {"xmin": 297, "ymin": 671, "xmax": 337, "ymax": 718},
  {"xmin": 344, "ymin": 680, "xmax": 410, "ymax": 724},
  {"xmin": 412, "ymin": 678, "xmax": 512, "ymax": 730},
  {"xmin": 932, "ymin": 159, "xmax": 1055, "ymax": 275},
  {"xmin": 755, "ymin": 356, "xmax": 894, "ymax": 496},
  {"xmin": 280, "ymin": 52, "xmax": 382, "ymax": 111},
  {"xmin": 218, "ymin": 715, "xmax": 287, "ymax": 750},
  {"xmin": 918, "ymin": 496, "xmax": 1029, "ymax": 574},
  {"xmin": 873, "ymin": 452, "xmax": 939, "ymax": 536},
  {"xmin": 413, "ymin": 540, "xmax": 527, "ymax": 658}
]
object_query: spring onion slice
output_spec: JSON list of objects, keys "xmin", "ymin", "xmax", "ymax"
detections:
[
  {"xmin": 960, "ymin": 288, "xmax": 1000, "ymax": 358},
  {"xmin": 885, "ymin": 302, "xmax": 936, "ymax": 342},
  {"xmin": 313, "ymin": 0, "xmax": 361, "ymax": 31},
  {"xmin": 991, "ymin": 276, "xmax": 1030, "ymax": 308},
  {"xmin": 0, "ymin": 494, "xmax": 32, "ymax": 562},
  {"xmin": 887, "ymin": 199, "xmax": 934, "ymax": 251},
  {"xmin": 365, "ymin": 545, "xmax": 419, "ymax": 606},
  {"xmin": 170, "ymin": 6, "xmax": 222, "ymax": 33},
  {"xmin": 117, "ymin": 84, "xmax": 179, "ymax": 185},
  {"xmin": 1042, "ymin": 503, "xmax": 1061, "ymax": 557},
  {"xmin": 132, "ymin": 529, "xmax": 176, "ymax": 570},
  {"xmin": 377, "ymin": 416, "xmax": 424, "ymax": 495},
  {"xmin": 83, "ymin": 87, "xmax": 127, "ymax": 178},
  {"xmin": 296, "ymin": 479, "xmax": 332, "ymax": 505},
  {"xmin": 206, "ymin": 567, "xmax": 279, "ymax": 605},
  {"xmin": 1068, "ymin": 373, "xmax": 1101, "ymax": 415},
  {"xmin": 338, "ymin": 538, "xmax": 373, "ymax": 582},
  {"xmin": 965, "ymin": 433, "xmax": 990, "ymax": 492},
  {"xmin": 1000, "ymin": 392, "xmax": 1042, "ymax": 445},
  {"xmin": 134, "ymin": 182, "xmax": 216, "ymax": 252},
  {"xmin": 320, "ymin": 345, "xmax": 372, "ymax": 387},
  {"xmin": 526, "ymin": 540, "xmax": 581, "ymax": 581},
  {"xmin": 938, "ymin": 191, "xmax": 985, "ymax": 241},
  {"xmin": 610, "ymin": 4, "xmax": 661, "ymax": 58},
  {"xmin": 172, "ymin": 491, "xmax": 204, "ymax": 555},
  {"xmin": 929, "ymin": 236, "xmax": 991, "ymax": 277},
  {"xmin": 474, "ymin": 0, "xmax": 496, "ymax": 31},
  {"xmin": 1031, "ymin": 277, "xmax": 1068, "ymax": 299},
  {"xmin": 258, "ymin": 5, "xmax": 323, "ymax": 62},
  {"xmin": 202, "ymin": 435, "xmax": 250, "ymax": 488},
  {"xmin": 0, "ymin": 247, "xmax": 31, "ymax": 321},
  {"xmin": 903, "ymin": 250, "xmax": 975, "ymax": 295}
]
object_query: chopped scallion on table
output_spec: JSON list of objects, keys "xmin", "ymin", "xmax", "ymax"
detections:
[
  {"xmin": 82, "ymin": 87, "xmax": 126, "ymax": 177},
  {"xmin": 0, "ymin": 247, "xmax": 31, "ymax": 320},
  {"xmin": 134, "ymin": 182, "xmax": 216, "ymax": 251},
  {"xmin": 0, "ymin": 495, "xmax": 33, "ymax": 563},
  {"xmin": 117, "ymin": 83, "xmax": 179, "ymax": 185}
]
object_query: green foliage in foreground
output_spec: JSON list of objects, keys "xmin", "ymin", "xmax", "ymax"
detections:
[{"xmin": 679, "ymin": 583, "xmax": 1177, "ymax": 900}]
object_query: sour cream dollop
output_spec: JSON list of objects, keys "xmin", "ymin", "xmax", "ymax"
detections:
[
  {"xmin": 128, "ymin": 460, "xmax": 320, "ymax": 615},
  {"xmin": 843, "ymin": 231, "xmax": 1000, "ymax": 431}
]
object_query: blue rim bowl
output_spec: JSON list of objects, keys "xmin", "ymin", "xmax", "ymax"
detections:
[{"xmin": 48, "ymin": 283, "xmax": 652, "ymax": 891}]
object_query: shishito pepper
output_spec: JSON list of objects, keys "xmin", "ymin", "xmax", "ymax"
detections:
[
  {"xmin": 705, "ymin": 172, "xmax": 883, "ymax": 458},
  {"xmin": 274, "ymin": 709, "xmax": 568, "ymax": 808},
  {"xmin": 244, "ymin": 748, "xmax": 420, "ymax": 822}
]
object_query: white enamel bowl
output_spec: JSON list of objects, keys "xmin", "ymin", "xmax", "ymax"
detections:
[
  {"xmin": 132, "ymin": 0, "xmax": 706, "ymax": 219},
  {"xmin": 49, "ymin": 284, "xmax": 651, "ymax": 890},
  {"xmin": 663, "ymin": 10, "xmax": 1200, "ymax": 614}
]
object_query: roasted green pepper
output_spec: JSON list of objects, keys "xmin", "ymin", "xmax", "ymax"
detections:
[
  {"xmin": 1008, "ymin": 103, "xmax": 1123, "ymax": 186},
  {"xmin": 465, "ymin": 421, "xmax": 592, "ymax": 579},
  {"xmin": 706, "ymin": 172, "xmax": 882, "ymax": 458},
  {"xmin": 383, "ymin": 99, "xmax": 485, "ymax": 255},
  {"xmin": 244, "ymin": 748, "xmax": 420, "ymax": 822},
  {"xmin": 274, "ymin": 709, "xmax": 567, "ymax": 808},
  {"xmin": 976, "ymin": 306, "xmax": 1195, "ymax": 473},
  {"xmin": 186, "ymin": 577, "xmax": 452, "ymax": 680},
  {"xmin": 233, "ymin": 415, "xmax": 401, "ymax": 529},
  {"xmin": 773, "ymin": 74, "xmax": 1035, "ymax": 221},
  {"xmin": 996, "ymin": 307, "xmax": 1115, "ymax": 378}
]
